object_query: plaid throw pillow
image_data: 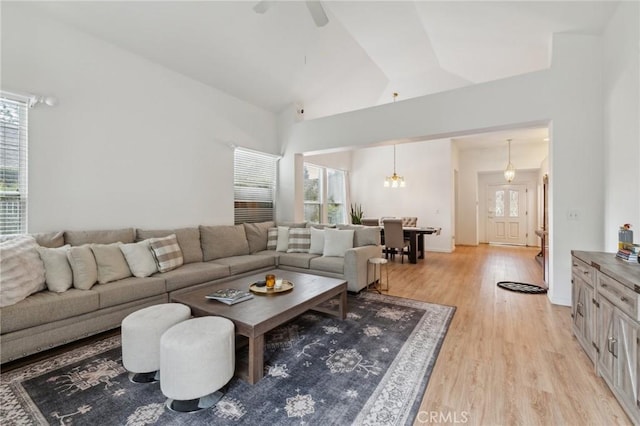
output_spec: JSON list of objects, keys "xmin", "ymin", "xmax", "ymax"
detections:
[
  {"xmin": 149, "ymin": 234, "xmax": 184, "ymax": 273},
  {"xmin": 287, "ymin": 228, "xmax": 311, "ymax": 253},
  {"xmin": 266, "ymin": 227, "xmax": 278, "ymax": 250}
]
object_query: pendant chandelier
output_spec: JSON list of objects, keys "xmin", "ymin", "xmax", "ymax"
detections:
[
  {"xmin": 384, "ymin": 145, "xmax": 406, "ymax": 188},
  {"xmin": 504, "ymin": 138, "xmax": 516, "ymax": 183}
]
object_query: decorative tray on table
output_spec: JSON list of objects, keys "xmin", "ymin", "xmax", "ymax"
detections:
[{"xmin": 249, "ymin": 280, "xmax": 294, "ymax": 295}]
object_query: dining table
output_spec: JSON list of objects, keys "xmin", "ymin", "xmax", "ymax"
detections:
[{"xmin": 379, "ymin": 226, "xmax": 441, "ymax": 264}]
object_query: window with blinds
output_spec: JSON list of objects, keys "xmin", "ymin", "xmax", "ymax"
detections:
[
  {"xmin": 0, "ymin": 95, "xmax": 28, "ymax": 235},
  {"xmin": 234, "ymin": 148, "xmax": 278, "ymax": 224}
]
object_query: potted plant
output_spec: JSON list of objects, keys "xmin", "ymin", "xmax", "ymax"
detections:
[{"xmin": 350, "ymin": 204, "xmax": 364, "ymax": 224}]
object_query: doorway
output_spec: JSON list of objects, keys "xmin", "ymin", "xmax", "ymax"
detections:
[{"xmin": 486, "ymin": 184, "xmax": 528, "ymax": 245}]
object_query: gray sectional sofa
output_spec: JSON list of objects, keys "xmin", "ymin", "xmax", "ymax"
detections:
[{"xmin": 0, "ymin": 221, "xmax": 381, "ymax": 363}]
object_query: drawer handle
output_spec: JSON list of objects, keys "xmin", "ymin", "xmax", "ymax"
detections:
[
  {"xmin": 608, "ymin": 337, "xmax": 618, "ymax": 358},
  {"xmin": 583, "ymin": 271, "xmax": 589, "ymax": 275},
  {"xmin": 577, "ymin": 302, "xmax": 584, "ymax": 316},
  {"xmin": 601, "ymin": 283, "xmax": 607, "ymax": 288},
  {"xmin": 621, "ymin": 296, "xmax": 629, "ymax": 303}
]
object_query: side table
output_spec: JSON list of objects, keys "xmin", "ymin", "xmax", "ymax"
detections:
[{"xmin": 367, "ymin": 258, "xmax": 389, "ymax": 293}]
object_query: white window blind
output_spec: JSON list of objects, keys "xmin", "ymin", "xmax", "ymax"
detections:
[
  {"xmin": 234, "ymin": 148, "xmax": 278, "ymax": 224},
  {"xmin": 0, "ymin": 95, "xmax": 28, "ymax": 235}
]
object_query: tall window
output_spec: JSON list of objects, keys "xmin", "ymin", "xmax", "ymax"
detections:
[
  {"xmin": 303, "ymin": 163, "xmax": 347, "ymax": 224},
  {"xmin": 0, "ymin": 95, "xmax": 28, "ymax": 235},
  {"xmin": 234, "ymin": 148, "xmax": 278, "ymax": 224}
]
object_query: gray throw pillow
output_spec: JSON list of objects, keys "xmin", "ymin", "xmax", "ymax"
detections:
[
  {"xmin": 91, "ymin": 243, "xmax": 132, "ymax": 284},
  {"xmin": 67, "ymin": 245, "xmax": 98, "ymax": 290}
]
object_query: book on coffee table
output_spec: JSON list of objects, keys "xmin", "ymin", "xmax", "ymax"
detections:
[{"xmin": 205, "ymin": 288, "xmax": 253, "ymax": 305}]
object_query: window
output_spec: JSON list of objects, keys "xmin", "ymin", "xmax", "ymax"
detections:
[
  {"xmin": 0, "ymin": 95, "xmax": 28, "ymax": 235},
  {"xmin": 303, "ymin": 164, "xmax": 322, "ymax": 223},
  {"xmin": 303, "ymin": 163, "xmax": 347, "ymax": 225},
  {"xmin": 234, "ymin": 148, "xmax": 278, "ymax": 224}
]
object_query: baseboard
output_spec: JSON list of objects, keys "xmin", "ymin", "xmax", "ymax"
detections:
[
  {"xmin": 426, "ymin": 248, "xmax": 454, "ymax": 253},
  {"xmin": 548, "ymin": 294, "xmax": 571, "ymax": 307}
]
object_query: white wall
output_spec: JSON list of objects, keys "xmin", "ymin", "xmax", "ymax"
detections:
[
  {"xmin": 279, "ymin": 33, "xmax": 607, "ymax": 306},
  {"xmin": 457, "ymin": 142, "xmax": 548, "ymax": 245},
  {"xmin": 603, "ymin": 1, "xmax": 640, "ymax": 250},
  {"xmin": 350, "ymin": 140, "xmax": 454, "ymax": 252},
  {"xmin": 304, "ymin": 151, "xmax": 352, "ymax": 171},
  {"xmin": 2, "ymin": 5, "xmax": 277, "ymax": 232}
]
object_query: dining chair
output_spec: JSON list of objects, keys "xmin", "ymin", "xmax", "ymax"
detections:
[
  {"xmin": 361, "ymin": 218, "xmax": 380, "ymax": 226},
  {"xmin": 383, "ymin": 219, "xmax": 410, "ymax": 263},
  {"xmin": 401, "ymin": 217, "xmax": 418, "ymax": 227}
]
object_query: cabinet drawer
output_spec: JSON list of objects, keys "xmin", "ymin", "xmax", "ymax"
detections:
[
  {"xmin": 572, "ymin": 257, "xmax": 594, "ymax": 286},
  {"xmin": 598, "ymin": 272, "xmax": 639, "ymax": 320}
]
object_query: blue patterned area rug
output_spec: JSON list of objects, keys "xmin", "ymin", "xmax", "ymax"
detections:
[{"xmin": 1, "ymin": 292, "xmax": 455, "ymax": 425}]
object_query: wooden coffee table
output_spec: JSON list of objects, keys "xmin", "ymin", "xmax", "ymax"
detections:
[{"xmin": 170, "ymin": 269, "xmax": 347, "ymax": 384}]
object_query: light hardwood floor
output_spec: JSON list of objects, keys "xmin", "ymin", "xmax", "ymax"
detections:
[{"xmin": 383, "ymin": 244, "xmax": 631, "ymax": 426}]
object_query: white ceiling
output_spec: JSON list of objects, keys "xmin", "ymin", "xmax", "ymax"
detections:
[
  {"xmin": 13, "ymin": 0, "xmax": 618, "ymax": 123},
  {"xmin": 7, "ymin": 1, "xmax": 617, "ymax": 152}
]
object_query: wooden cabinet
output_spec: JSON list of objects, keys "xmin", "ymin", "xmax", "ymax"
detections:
[
  {"xmin": 597, "ymin": 294, "xmax": 640, "ymax": 422},
  {"xmin": 571, "ymin": 257, "xmax": 597, "ymax": 364},
  {"xmin": 572, "ymin": 251, "xmax": 640, "ymax": 425}
]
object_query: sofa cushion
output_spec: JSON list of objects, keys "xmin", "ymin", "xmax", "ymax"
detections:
[
  {"xmin": 277, "ymin": 221, "xmax": 307, "ymax": 228},
  {"xmin": 278, "ymin": 253, "xmax": 320, "ymax": 269},
  {"xmin": 67, "ymin": 245, "xmax": 98, "ymax": 290},
  {"xmin": 243, "ymin": 221, "xmax": 275, "ymax": 254},
  {"xmin": 323, "ymin": 229, "xmax": 354, "ymax": 257},
  {"xmin": 338, "ymin": 225, "xmax": 380, "ymax": 247},
  {"xmin": 91, "ymin": 243, "xmax": 132, "ymax": 284},
  {"xmin": 136, "ymin": 227, "xmax": 203, "ymax": 264},
  {"xmin": 287, "ymin": 228, "xmax": 311, "ymax": 253},
  {"xmin": 306, "ymin": 223, "xmax": 336, "ymax": 229},
  {"xmin": 120, "ymin": 240, "xmax": 158, "ymax": 278},
  {"xmin": 310, "ymin": 256, "xmax": 345, "ymax": 274},
  {"xmin": 211, "ymin": 255, "xmax": 276, "ymax": 275},
  {"xmin": 92, "ymin": 276, "xmax": 166, "ymax": 309},
  {"xmin": 0, "ymin": 236, "xmax": 46, "ymax": 307},
  {"xmin": 32, "ymin": 231, "xmax": 65, "ymax": 248},
  {"xmin": 200, "ymin": 225, "xmax": 251, "ymax": 261},
  {"xmin": 64, "ymin": 228, "xmax": 135, "ymax": 246},
  {"xmin": 37, "ymin": 245, "xmax": 73, "ymax": 293},
  {"xmin": 309, "ymin": 227, "xmax": 325, "ymax": 255},
  {"xmin": 161, "ymin": 262, "xmax": 231, "ymax": 292},
  {"xmin": 0, "ymin": 288, "xmax": 99, "ymax": 334},
  {"xmin": 149, "ymin": 234, "xmax": 184, "ymax": 273},
  {"xmin": 267, "ymin": 227, "xmax": 278, "ymax": 250}
]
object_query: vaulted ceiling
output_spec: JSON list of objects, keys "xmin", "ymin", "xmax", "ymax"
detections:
[{"xmin": 11, "ymin": 1, "xmax": 617, "ymax": 122}]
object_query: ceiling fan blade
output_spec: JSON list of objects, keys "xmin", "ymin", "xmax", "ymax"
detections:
[
  {"xmin": 306, "ymin": 1, "xmax": 329, "ymax": 27},
  {"xmin": 253, "ymin": 1, "xmax": 271, "ymax": 14}
]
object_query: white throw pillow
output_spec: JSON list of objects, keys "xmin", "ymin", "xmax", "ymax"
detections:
[
  {"xmin": 323, "ymin": 229, "xmax": 355, "ymax": 257},
  {"xmin": 276, "ymin": 226, "xmax": 290, "ymax": 252},
  {"xmin": 309, "ymin": 227, "xmax": 325, "ymax": 255},
  {"xmin": 0, "ymin": 236, "xmax": 46, "ymax": 307},
  {"xmin": 37, "ymin": 245, "xmax": 73, "ymax": 292},
  {"xmin": 67, "ymin": 245, "xmax": 98, "ymax": 290},
  {"xmin": 120, "ymin": 240, "xmax": 158, "ymax": 278}
]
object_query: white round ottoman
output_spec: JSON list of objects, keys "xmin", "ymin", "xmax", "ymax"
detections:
[
  {"xmin": 160, "ymin": 316, "xmax": 235, "ymax": 413},
  {"xmin": 121, "ymin": 303, "xmax": 191, "ymax": 383}
]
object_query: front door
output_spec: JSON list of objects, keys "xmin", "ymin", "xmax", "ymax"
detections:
[{"xmin": 487, "ymin": 184, "xmax": 527, "ymax": 245}]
